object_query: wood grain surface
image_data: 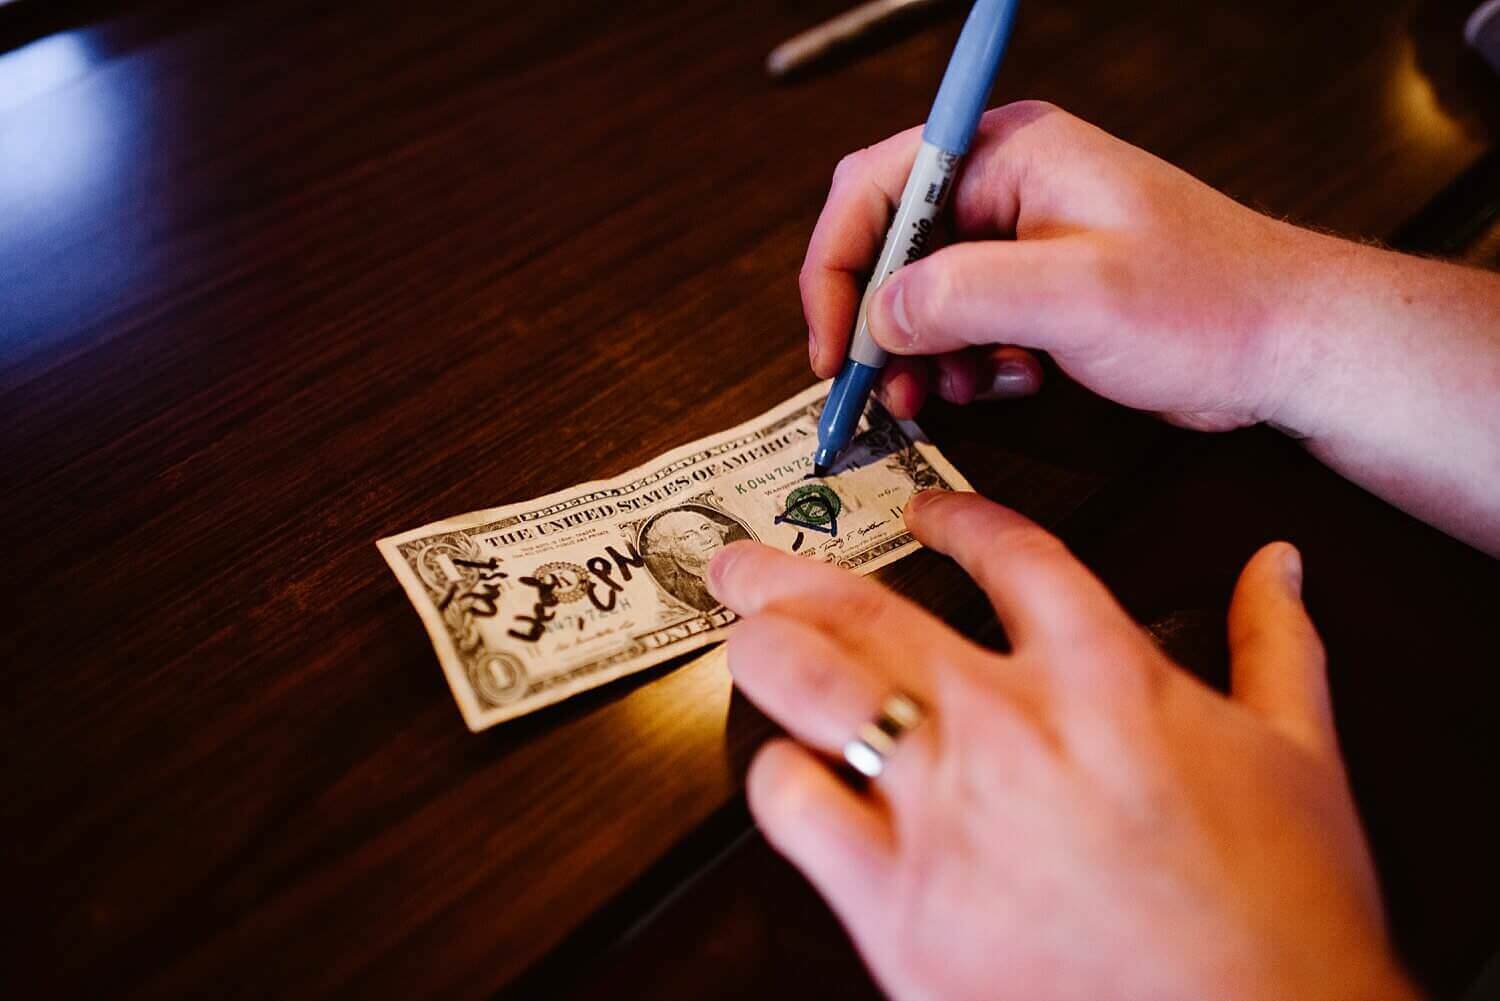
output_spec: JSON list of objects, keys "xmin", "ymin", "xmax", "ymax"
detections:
[{"xmin": 3, "ymin": 1, "xmax": 1497, "ymax": 997}]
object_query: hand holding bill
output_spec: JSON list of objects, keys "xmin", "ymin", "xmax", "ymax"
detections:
[{"xmin": 709, "ymin": 491, "xmax": 1419, "ymax": 1001}]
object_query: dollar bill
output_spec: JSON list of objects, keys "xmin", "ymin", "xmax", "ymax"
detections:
[{"xmin": 377, "ymin": 381, "xmax": 972, "ymax": 731}]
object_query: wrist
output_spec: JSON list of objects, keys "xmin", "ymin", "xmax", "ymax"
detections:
[
  {"xmin": 1249, "ymin": 222, "xmax": 1388, "ymax": 439},
  {"xmin": 1248, "ymin": 225, "xmax": 1500, "ymax": 552}
]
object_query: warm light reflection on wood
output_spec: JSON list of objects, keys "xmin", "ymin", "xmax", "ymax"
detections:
[
  {"xmin": 1389, "ymin": 37, "xmax": 1468, "ymax": 149},
  {"xmin": 617, "ymin": 645, "xmax": 734, "ymax": 765}
]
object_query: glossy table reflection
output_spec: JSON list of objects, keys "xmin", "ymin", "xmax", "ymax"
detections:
[{"xmin": 4, "ymin": 1, "xmax": 1498, "ymax": 997}]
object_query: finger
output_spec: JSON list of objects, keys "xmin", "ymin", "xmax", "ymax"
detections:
[
  {"xmin": 802, "ymin": 125, "xmax": 926, "ymax": 379},
  {"xmin": 728, "ymin": 612, "xmax": 935, "ymax": 783},
  {"xmin": 976, "ymin": 346, "xmax": 1043, "ymax": 400},
  {"xmin": 1228, "ymin": 543, "xmax": 1337, "ymax": 758},
  {"xmin": 883, "ymin": 349, "xmax": 1037, "ymax": 408},
  {"xmin": 748, "ymin": 739, "xmax": 894, "ymax": 920},
  {"xmin": 932, "ymin": 351, "xmax": 982, "ymax": 405},
  {"xmin": 803, "ymin": 102, "xmax": 1102, "ymax": 374},
  {"xmin": 873, "ymin": 356, "xmax": 929, "ymax": 419},
  {"xmin": 867, "ymin": 236, "xmax": 1112, "ymax": 358},
  {"xmin": 708, "ymin": 541, "xmax": 968, "ymax": 674},
  {"xmin": 905, "ymin": 491, "xmax": 1135, "ymax": 655}
]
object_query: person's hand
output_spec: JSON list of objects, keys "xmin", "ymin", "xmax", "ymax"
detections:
[
  {"xmin": 808, "ymin": 99, "xmax": 1500, "ymax": 557},
  {"xmin": 707, "ymin": 490, "xmax": 1419, "ymax": 1001},
  {"xmin": 804, "ymin": 100, "xmax": 1318, "ymax": 431}
]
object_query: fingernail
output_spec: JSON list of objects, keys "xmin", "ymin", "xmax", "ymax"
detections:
[
  {"xmin": 937, "ymin": 370, "xmax": 956, "ymax": 402},
  {"xmin": 707, "ymin": 547, "xmax": 739, "ymax": 601},
  {"xmin": 978, "ymin": 360, "xmax": 1037, "ymax": 400},
  {"xmin": 807, "ymin": 329, "xmax": 819, "ymax": 370},
  {"xmin": 1281, "ymin": 544, "xmax": 1303, "ymax": 596},
  {"xmin": 886, "ymin": 281, "xmax": 914, "ymax": 347},
  {"xmin": 906, "ymin": 489, "xmax": 941, "ymax": 516}
]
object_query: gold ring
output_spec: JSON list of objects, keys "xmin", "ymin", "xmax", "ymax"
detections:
[{"xmin": 843, "ymin": 691, "xmax": 925, "ymax": 779}]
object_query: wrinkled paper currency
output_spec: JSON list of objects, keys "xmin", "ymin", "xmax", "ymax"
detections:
[{"xmin": 378, "ymin": 382, "xmax": 972, "ymax": 730}]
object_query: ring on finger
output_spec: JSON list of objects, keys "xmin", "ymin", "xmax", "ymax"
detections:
[{"xmin": 843, "ymin": 691, "xmax": 926, "ymax": 779}]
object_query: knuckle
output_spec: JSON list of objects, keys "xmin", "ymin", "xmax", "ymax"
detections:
[
  {"xmin": 1001, "ymin": 97, "xmax": 1061, "ymax": 120},
  {"xmin": 797, "ymin": 261, "xmax": 819, "ymax": 298},
  {"xmin": 790, "ymin": 646, "xmax": 849, "ymax": 705},
  {"xmin": 839, "ymin": 582, "xmax": 897, "ymax": 635},
  {"xmin": 997, "ymin": 522, "xmax": 1070, "ymax": 565},
  {"xmin": 977, "ymin": 99, "xmax": 1067, "ymax": 141},
  {"xmin": 830, "ymin": 149, "xmax": 868, "ymax": 191}
]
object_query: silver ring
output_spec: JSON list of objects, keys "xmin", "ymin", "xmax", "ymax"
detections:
[{"xmin": 842, "ymin": 691, "xmax": 925, "ymax": 779}]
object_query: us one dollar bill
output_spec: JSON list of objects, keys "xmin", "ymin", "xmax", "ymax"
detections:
[{"xmin": 377, "ymin": 381, "xmax": 972, "ymax": 731}]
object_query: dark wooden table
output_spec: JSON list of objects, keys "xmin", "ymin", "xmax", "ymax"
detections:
[{"xmin": 5, "ymin": 1, "xmax": 1499, "ymax": 997}]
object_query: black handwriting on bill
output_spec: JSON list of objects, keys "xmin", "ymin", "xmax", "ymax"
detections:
[
  {"xmin": 584, "ymin": 544, "xmax": 645, "ymax": 612},
  {"xmin": 505, "ymin": 544, "xmax": 648, "ymax": 640},
  {"xmin": 440, "ymin": 544, "xmax": 648, "ymax": 640},
  {"xmin": 438, "ymin": 557, "xmax": 509, "ymax": 616},
  {"xmin": 508, "ymin": 574, "xmax": 561, "ymax": 641}
]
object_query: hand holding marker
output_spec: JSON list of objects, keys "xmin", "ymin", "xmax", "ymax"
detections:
[{"xmin": 813, "ymin": 0, "xmax": 1022, "ymax": 476}]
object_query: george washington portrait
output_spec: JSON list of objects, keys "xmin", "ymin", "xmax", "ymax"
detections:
[{"xmin": 638, "ymin": 504, "xmax": 753, "ymax": 612}]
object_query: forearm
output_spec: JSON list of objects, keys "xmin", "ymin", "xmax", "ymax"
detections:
[{"xmin": 1267, "ymin": 228, "xmax": 1500, "ymax": 555}]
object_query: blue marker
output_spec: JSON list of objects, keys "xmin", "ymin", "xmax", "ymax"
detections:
[{"xmin": 812, "ymin": 0, "xmax": 1021, "ymax": 477}]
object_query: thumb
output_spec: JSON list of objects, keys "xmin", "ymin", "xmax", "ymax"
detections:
[
  {"xmin": 867, "ymin": 236, "xmax": 1101, "ymax": 357},
  {"xmin": 1227, "ymin": 542, "xmax": 1338, "ymax": 758}
]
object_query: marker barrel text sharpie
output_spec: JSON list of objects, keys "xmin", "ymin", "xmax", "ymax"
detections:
[
  {"xmin": 813, "ymin": 0, "xmax": 1020, "ymax": 476},
  {"xmin": 815, "ymin": 141, "xmax": 958, "ymax": 472}
]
